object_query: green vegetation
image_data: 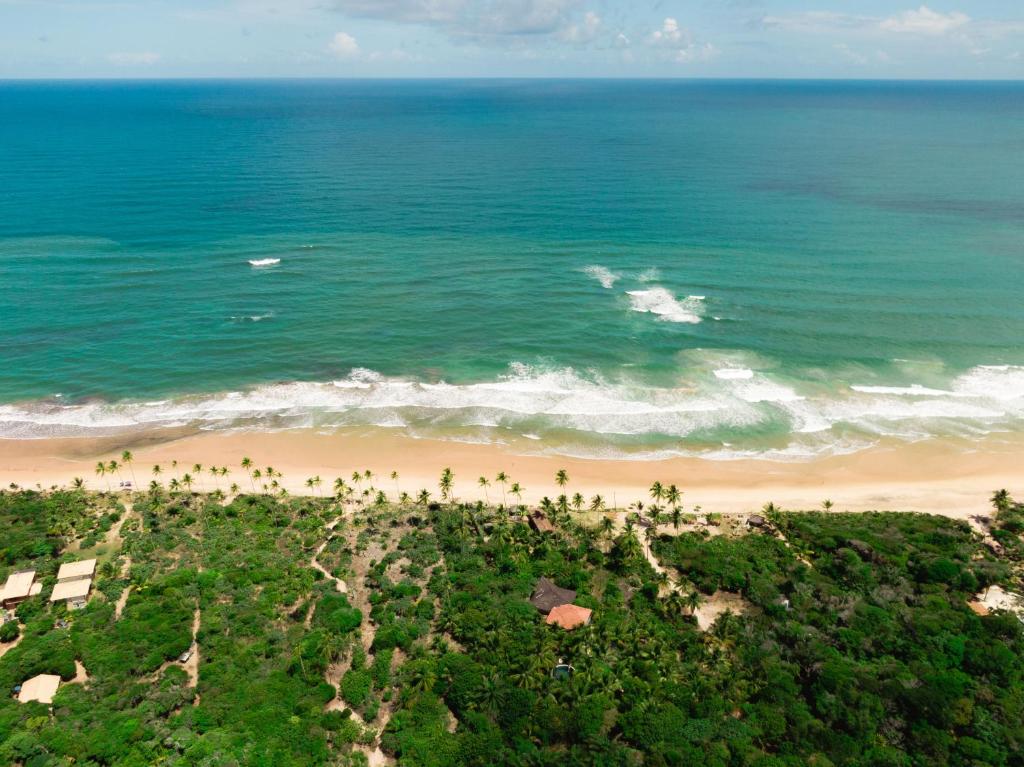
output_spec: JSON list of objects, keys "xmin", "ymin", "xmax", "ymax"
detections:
[{"xmin": 0, "ymin": 482, "xmax": 1022, "ymax": 766}]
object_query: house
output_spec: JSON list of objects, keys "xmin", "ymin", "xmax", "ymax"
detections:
[
  {"xmin": 50, "ymin": 578, "xmax": 92, "ymax": 610},
  {"xmin": 0, "ymin": 571, "xmax": 41, "ymax": 610},
  {"xmin": 56, "ymin": 559, "xmax": 96, "ymax": 582},
  {"xmin": 546, "ymin": 604, "xmax": 593, "ymax": 630},
  {"xmin": 528, "ymin": 512, "xmax": 554, "ymax": 534},
  {"xmin": 17, "ymin": 674, "xmax": 61, "ymax": 705},
  {"xmin": 746, "ymin": 515, "xmax": 767, "ymax": 528},
  {"xmin": 529, "ymin": 577, "xmax": 576, "ymax": 614},
  {"xmin": 50, "ymin": 560, "xmax": 96, "ymax": 610}
]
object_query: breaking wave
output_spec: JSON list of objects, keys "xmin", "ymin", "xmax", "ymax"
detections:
[
  {"xmin": 1, "ymin": 362, "xmax": 1022, "ymax": 459},
  {"xmin": 626, "ymin": 287, "xmax": 705, "ymax": 324}
]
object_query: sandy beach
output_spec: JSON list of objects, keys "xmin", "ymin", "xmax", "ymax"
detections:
[{"xmin": 1, "ymin": 428, "xmax": 1021, "ymax": 520}]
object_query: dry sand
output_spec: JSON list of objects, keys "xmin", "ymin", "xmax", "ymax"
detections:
[{"xmin": 1, "ymin": 428, "xmax": 1021, "ymax": 519}]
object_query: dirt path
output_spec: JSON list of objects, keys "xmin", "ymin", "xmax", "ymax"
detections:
[
  {"xmin": 184, "ymin": 607, "xmax": 200, "ymax": 689},
  {"xmin": 310, "ymin": 513, "xmax": 348, "ymax": 594},
  {"xmin": 114, "ymin": 584, "xmax": 132, "ymax": 619},
  {"xmin": 0, "ymin": 630, "xmax": 23, "ymax": 659},
  {"xmin": 69, "ymin": 659, "xmax": 90, "ymax": 686}
]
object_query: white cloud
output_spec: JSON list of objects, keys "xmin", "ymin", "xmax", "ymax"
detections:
[
  {"xmin": 647, "ymin": 18, "xmax": 717, "ymax": 63},
  {"xmin": 329, "ymin": 31, "xmax": 360, "ymax": 58},
  {"xmin": 760, "ymin": 12, "xmax": 873, "ymax": 32},
  {"xmin": 328, "ymin": 0, "xmax": 582, "ymax": 42},
  {"xmin": 106, "ymin": 51, "xmax": 161, "ymax": 66},
  {"xmin": 880, "ymin": 6, "xmax": 970, "ymax": 35},
  {"xmin": 562, "ymin": 11, "xmax": 601, "ymax": 44}
]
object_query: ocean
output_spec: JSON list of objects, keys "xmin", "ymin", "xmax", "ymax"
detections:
[{"xmin": 1, "ymin": 79, "xmax": 1022, "ymax": 459}]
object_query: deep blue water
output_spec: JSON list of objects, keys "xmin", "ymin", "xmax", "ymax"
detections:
[{"xmin": 1, "ymin": 80, "xmax": 1022, "ymax": 457}]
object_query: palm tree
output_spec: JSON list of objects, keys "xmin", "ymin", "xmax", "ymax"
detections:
[
  {"xmin": 229, "ymin": 482, "xmax": 239, "ymax": 495},
  {"xmin": 305, "ymin": 477, "xmax": 315, "ymax": 494},
  {"xmin": 439, "ymin": 468, "xmax": 454, "ymax": 502},
  {"xmin": 510, "ymin": 482, "xmax": 523, "ymax": 507},
  {"xmin": 252, "ymin": 468, "xmax": 263, "ymax": 492},
  {"xmin": 333, "ymin": 477, "xmax": 348, "ymax": 499},
  {"xmin": 991, "ymin": 489, "xmax": 1011, "ymax": 513},
  {"xmin": 121, "ymin": 450, "xmax": 137, "ymax": 486},
  {"xmin": 107, "ymin": 460, "xmax": 121, "ymax": 486},
  {"xmin": 496, "ymin": 472, "xmax": 509, "ymax": 507},
  {"xmin": 822, "ymin": 498, "xmax": 834, "ymax": 512},
  {"xmin": 590, "ymin": 494, "xmax": 605, "ymax": 512},
  {"xmin": 72, "ymin": 477, "xmax": 85, "ymax": 490},
  {"xmin": 312, "ymin": 475, "xmax": 322, "ymax": 496},
  {"xmin": 684, "ymin": 591, "xmax": 703, "ymax": 615},
  {"xmin": 572, "ymin": 492, "xmax": 584, "ymax": 512},
  {"xmin": 169, "ymin": 477, "xmax": 181, "ymax": 494},
  {"xmin": 649, "ymin": 481, "xmax": 664, "ymax": 505},
  {"xmin": 241, "ymin": 457, "xmax": 254, "ymax": 491},
  {"xmin": 210, "ymin": 465, "xmax": 221, "ymax": 490},
  {"xmin": 181, "ymin": 473, "xmax": 194, "ymax": 494},
  {"xmin": 417, "ymin": 489, "xmax": 430, "ymax": 507},
  {"xmin": 478, "ymin": 476, "xmax": 490, "ymax": 504},
  {"xmin": 391, "ymin": 471, "xmax": 400, "ymax": 497},
  {"xmin": 151, "ymin": 464, "xmax": 162, "ymax": 485},
  {"xmin": 599, "ymin": 516, "xmax": 615, "ymax": 541},
  {"xmin": 671, "ymin": 506, "xmax": 682, "ymax": 531},
  {"xmin": 555, "ymin": 469, "xmax": 569, "ymax": 491},
  {"xmin": 399, "ymin": 491, "xmax": 411, "ymax": 506},
  {"xmin": 95, "ymin": 461, "xmax": 109, "ymax": 492},
  {"xmin": 666, "ymin": 483, "xmax": 681, "ymax": 510}
]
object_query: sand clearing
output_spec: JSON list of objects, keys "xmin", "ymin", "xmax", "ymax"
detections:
[{"xmin": 1, "ymin": 428, "xmax": 1021, "ymax": 519}]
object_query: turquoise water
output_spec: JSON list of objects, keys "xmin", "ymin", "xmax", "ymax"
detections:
[{"xmin": 1, "ymin": 80, "xmax": 1022, "ymax": 457}]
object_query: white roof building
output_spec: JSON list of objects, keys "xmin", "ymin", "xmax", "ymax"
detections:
[
  {"xmin": 56, "ymin": 559, "xmax": 96, "ymax": 582},
  {"xmin": 50, "ymin": 578, "xmax": 92, "ymax": 603},
  {"xmin": 0, "ymin": 571, "xmax": 41, "ymax": 607},
  {"xmin": 18, "ymin": 674, "xmax": 61, "ymax": 705}
]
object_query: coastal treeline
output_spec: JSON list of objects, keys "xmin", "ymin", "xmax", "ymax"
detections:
[{"xmin": 0, "ymin": 481, "xmax": 1022, "ymax": 766}]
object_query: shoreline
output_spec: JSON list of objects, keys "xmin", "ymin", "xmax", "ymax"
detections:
[{"xmin": 1, "ymin": 428, "xmax": 1021, "ymax": 520}]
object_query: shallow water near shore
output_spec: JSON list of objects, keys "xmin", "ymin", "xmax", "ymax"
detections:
[{"xmin": 1, "ymin": 80, "xmax": 1022, "ymax": 458}]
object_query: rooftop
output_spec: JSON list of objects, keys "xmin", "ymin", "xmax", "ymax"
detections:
[
  {"xmin": 18, "ymin": 674, "xmax": 61, "ymax": 705},
  {"xmin": 56, "ymin": 559, "xmax": 96, "ymax": 582},
  {"xmin": 530, "ymin": 577, "xmax": 576, "ymax": 614},
  {"xmin": 0, "ymin": 571, "xmax": 37, "ymax": 602},
  {"xmin": 50, "ymin": 578, "xmax": 92, "ymax": 602},
  {"xmin": 546, "ymin": 604, "xmax": 593, "ymax": 630},
  {"xmin": 528, "ymin": 512, "xmax": 555, "ymax": 534}
]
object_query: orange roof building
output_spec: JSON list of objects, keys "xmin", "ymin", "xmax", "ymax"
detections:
[{"xmin": 545, "ymin": 604, "xmax": 593, "ymax": 630}]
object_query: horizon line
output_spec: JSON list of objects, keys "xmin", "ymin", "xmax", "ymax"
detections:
[{"xmin": 1, "ymin": 75, "xmax": 1023, "ymax": 84}]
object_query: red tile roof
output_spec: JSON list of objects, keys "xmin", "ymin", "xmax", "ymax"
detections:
[{"xmin": 545, "ymin": 604, "xmax": 593, "ymax": 630}]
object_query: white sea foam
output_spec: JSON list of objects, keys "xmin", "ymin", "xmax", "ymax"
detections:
[
  {"xmin": 851, "ymin": 384, "xmax": 960, "ymax": 397},
  {"xmin": 582, "ymin": 265, "xmax": 620, "ymax": 289},
  {"xmin": 714, "ymin": 368, "xmax": 754, "ymax": 380},
  {"xmin": 636, "ymin": 267, "xmax": 661, "ymax": 283},
  {"xmin": 248, "ymin": 258, "xmax": 281, "ymax": 267},
  {"xmin": 626, "ymin": 287, "xmax": 704, "ymax": 324},
  {"xmin": 2, "ymin": 363, "xmax": 1023, "ymax": 457}
]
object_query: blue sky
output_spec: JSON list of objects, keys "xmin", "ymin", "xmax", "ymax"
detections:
[{"xmin": 1, "ymin": 1, "xmax": 1022, "ymax": 78}]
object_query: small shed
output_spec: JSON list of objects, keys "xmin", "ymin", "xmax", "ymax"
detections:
[
  {"xmin": 17, "ymin": 674, "xmax": 61, "ymax": 705},
  {"xmin": 546, "ymin": 604, "xmax": 593, "ymax": 630},
  {"xmin": 747, "ymin": 515, "xmax": 767, "ymax": 528},
  {"xmin": 528, "ymin": 512, "xmax": 554, "ymax": 534},
  {"xmin": 530, "ymin": 577, "xmax": 576, "ymax": 614}
]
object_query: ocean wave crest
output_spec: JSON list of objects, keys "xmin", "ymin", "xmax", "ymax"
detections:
[
  {"xmin": 1, "ymin": 362, "xmax": 1023, "ymax": 459},
  {"xmin": 626, "ymin": 287, "xmax": 705, "ymax": 324}
]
